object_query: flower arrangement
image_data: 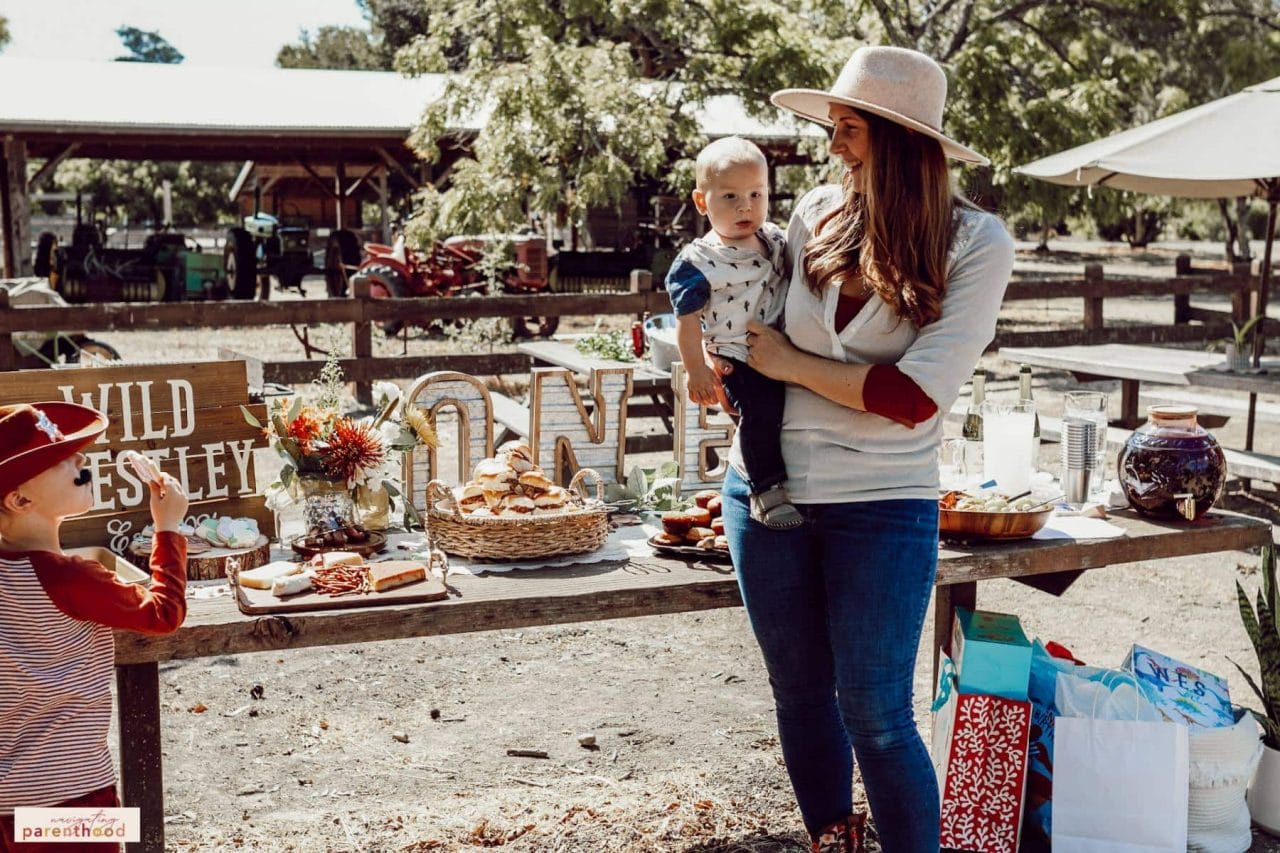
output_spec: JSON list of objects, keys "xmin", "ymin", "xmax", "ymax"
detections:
[{"xmin": 241, "ymin": 354, "xmax": 438, "ymax": 500}]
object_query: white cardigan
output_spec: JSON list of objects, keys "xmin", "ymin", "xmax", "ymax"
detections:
[{"xmin": 728, "ymin": 184, "xmax": 1015, "ymax": 503}]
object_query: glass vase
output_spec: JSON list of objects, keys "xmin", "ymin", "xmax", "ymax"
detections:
[
  {"xmin": 295, "ymin": 475, "xmax": 356, "ymax": 533},
  {"xmin": 354, "ymin": 483, "xmax": 391, "ymax": 531},
  {"xmin": 1118, "ymin": 405, "xmax": 1226, "ymax": 521}
]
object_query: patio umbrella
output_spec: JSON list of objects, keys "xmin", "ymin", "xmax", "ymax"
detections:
[{"xmin": 1015, "ymin": 74, "xmax": 1280, "ymax": 451}]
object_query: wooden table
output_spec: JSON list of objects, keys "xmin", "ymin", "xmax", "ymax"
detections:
[
  {"xmin": 1001, "ymin": 343, "xmax": 1280, "ymax": 423},
  {"xmin": 114, "ymin": 511, "xmax": 1271, "ymax": 853},
  {"xmin": 517, "ymin": 339, "xmax": 677, "ymax": 448}
]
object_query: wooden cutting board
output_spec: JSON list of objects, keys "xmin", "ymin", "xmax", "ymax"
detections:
[
  {"xmin": 234, "ymin": 572, "xmax": 449, "ymax": 615},
  {"xmin": 130, "ymin": 535, "xmax": 272, "ymax": 581}
]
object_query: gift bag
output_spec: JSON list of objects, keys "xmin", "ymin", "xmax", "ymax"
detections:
[
  {"xmin": 1052, "ymin": 671, "xmax": 1190, "ymax": 852},
  {"xmin": 932, "ymin": 654, "xmax": 1032, "ymax": 853}
]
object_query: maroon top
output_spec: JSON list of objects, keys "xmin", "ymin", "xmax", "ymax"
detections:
[{"xmin": 833, "ymin": 292, "xmax": 938, "ymax": 428}]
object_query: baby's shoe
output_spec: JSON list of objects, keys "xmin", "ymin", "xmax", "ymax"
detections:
[{"xmin": 749, "ymin": 485, "xmax": 803, "ymax": 530}]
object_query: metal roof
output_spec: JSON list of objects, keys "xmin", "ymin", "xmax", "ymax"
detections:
[{"xmin": 0, "ymin": 58, "xmax": 820, "ymax": 164}]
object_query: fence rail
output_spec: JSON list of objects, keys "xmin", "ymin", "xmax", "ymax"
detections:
[{"xmin": 0, "ymin": 256, "xmax": 1268, "ymax": 403}]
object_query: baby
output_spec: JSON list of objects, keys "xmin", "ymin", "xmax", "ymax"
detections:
[
  {"xmin": 664, "ymin": 137, "xmax": 800, "ymax": 530},
  {"xmin": 0, "ymin": 402, "xmax": 189, "ymax": 848}
]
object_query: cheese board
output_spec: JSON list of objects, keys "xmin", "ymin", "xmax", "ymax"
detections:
[{"xmin": 230, "ymin": 555, "xmax": 450, "ymax": 615}]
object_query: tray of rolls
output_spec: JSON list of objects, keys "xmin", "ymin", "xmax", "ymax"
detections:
[{"xmin": 649, "ymin": 490, "xmax": 731, "ymax": 562}]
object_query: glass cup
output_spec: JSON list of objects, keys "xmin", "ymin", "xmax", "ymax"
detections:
[
  {"xmin": 982, "ymin": 400, "xmax": 1036, "ymax": 496},
  {"xmin": 938, "ymin": 437, "xmax": 968, "ymax": 490},
  {"xmin": 1064, "ymin": 391, "xmax": 1109, "ymax": 497}
]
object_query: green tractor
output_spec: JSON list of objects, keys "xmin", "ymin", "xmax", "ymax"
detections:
[{"xmin": 224, "ymin": 213, "xmax": 315, "ymax": 299}]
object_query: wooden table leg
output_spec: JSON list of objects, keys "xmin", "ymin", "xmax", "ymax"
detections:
[
  {"xmin": 932, "ymin": 581, "xmax": 976, "ymax": 691},
  {"xmin": 116, "ymin": 662, "xmax": 165, "ymax": 853},
  {"xmin": 1118, "ymin": 378, "xmax": 1142, "ymax": 428}
]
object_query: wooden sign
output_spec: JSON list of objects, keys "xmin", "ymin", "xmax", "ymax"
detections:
[
  {"xmin": 401, "ymin": 371, "xmax": 495, "ymax": 514},
  {"xmin": 0, "ymin": 362, "xmax": 269, "ymax": 552},
  {"xmin": 671, "ymin": 363, "xmax": 736, "ymax": 491},
  {"xmin": 528, "ymin": 366, "xmax": 632, "ymax": 487},
  {"xmin": 404, "ymin": 363, "xmax": 734, "ymax": 502}
]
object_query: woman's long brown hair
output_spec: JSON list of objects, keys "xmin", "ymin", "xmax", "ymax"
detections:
[{"xmin": 803, "ymin": 109, "xmax": 965, "ymax": 328}]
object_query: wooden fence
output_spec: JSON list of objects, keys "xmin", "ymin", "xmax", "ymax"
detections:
[{"xmin": 0, "ymin": 256, "xmax": 1269, "ymax": 403}]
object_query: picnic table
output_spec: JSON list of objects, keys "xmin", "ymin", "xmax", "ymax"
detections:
[
  {"xmin": 1001, "ymin": 343, "xmax": 1280, "ymax": 420},
  {"xmin": 514, "ymin": 339, "xmax": 677, "ymax": 452},
  {"xmin": 114, "ymin": 511, "xmax": 1272, "ymax": 853}
]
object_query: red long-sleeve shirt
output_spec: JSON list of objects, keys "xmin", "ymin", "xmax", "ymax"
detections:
[
  {"xmin": 835, "ymin": 292, "xmax": 939, "ymax": 428},
  {"xmin": 0, "ymin": 532, "xmax": 186, "ymax": 814}
]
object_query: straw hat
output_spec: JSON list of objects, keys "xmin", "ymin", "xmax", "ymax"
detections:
[
  {"xmin": 771, "ymin": 45, "xmax": 988, "ymax": 166},
  {"xmin": 0, "ymin": 402, "xmax": 107, "ymax": 497}
]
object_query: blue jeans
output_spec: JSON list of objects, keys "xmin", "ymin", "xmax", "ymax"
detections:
[{"xmin": 721, "ymin": 467, "xmax": 940, "ymax": 851}]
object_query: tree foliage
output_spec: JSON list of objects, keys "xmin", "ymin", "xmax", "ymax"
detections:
[
  {"xmin": 276, "ymin": 0, "xmax": 434, "ymax": 70},
  {"xmin": 115, "ymin": 26, "xmax": 184, "ymax": 64},
  {"xmin": 0, "ymin": 15, "xmax": 10, "ymax": 53},
  {"xmin": 396, "ymin": 0, "xmax": 849, "ymax": 243}
]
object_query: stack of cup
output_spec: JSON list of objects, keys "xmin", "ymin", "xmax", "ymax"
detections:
[{"xmin": 1061, "ymin": 417, "xmax": 1100, "ymax": 506}]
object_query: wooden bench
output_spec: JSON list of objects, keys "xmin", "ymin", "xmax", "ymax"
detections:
[
  {"xmin": 490, "ymin": 391, "xmax": 531, "ymax": 444},
  {"xmin": 1138, "ymin": 386, "xmax": 1280, "ymax": 426}
]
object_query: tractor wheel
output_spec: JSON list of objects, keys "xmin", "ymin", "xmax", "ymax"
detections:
[
  {"xmin": 34, "ymin": 232, "xmax": 58, "ymax": 278},
  {"xmin": 511, "ymin": 315, "xmax": 560, "ymax": 339},
  {"xmin": 224, "ymin": 227, "xmax": 257, "ymax": 299},
  {"xmin": 71, "ymin": 338, "xmax": 122, "ymax": 364},
  {"xmin": 353, "ymin": 262, "xmax": 411, "ymax": 336},
  {"xmin": 325, "ymin": 230, "xmax": 362, "ymax": 297}
]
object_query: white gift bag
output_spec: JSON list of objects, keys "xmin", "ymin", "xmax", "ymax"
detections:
[{"xmin": 1052, "ymin": 671, "xmax": 1190, "ymax": 852}]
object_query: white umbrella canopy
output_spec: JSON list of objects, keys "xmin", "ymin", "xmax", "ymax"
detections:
[
  {"xmin": 1016, "ymin": 74, "xmax": 1280, "ymax": 198},
  {"xmin": 1016, "ymin": 74, "xmax": 1280, "ymax": 454}
]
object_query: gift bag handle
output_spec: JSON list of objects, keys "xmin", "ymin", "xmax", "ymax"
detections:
[
  {"xmin": 1088, "ymin": 669, "xmax": 1146, "ymax": 721},
  {"xmin": 931, "ymin": 656, "xmax": 958, "ymax": 713}
]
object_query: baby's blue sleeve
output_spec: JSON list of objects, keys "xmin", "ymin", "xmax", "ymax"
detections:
[{"xmin": 664, "ymin": 256, "xmax": 711, "ymax": 316}]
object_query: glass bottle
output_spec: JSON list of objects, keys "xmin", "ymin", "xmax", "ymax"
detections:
[
  {"xmin": 962, "ymin": 369, "xmax": 985, "ymax": 479},
  {"xmin": 1019, "ymin": 364, "xmax": 1041, "ymax": 463}
]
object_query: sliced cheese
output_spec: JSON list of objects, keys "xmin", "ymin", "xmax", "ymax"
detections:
[
  {"xmin": 319, "ymin": 551, "xmax": 364, "ymax": 569},
  {"xmin": 271, "ymin": 571, "xmax": 314, "ymax": 598},
  {"xmin": 238, "ymin": 561, "xmax": 304, "ymax": 590},
  {"xmin": 367, "ymin": 561, "xmax": 426, "ymax": 592}
]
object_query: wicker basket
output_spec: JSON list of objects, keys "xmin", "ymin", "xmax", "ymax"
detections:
[{"xmin": 425, "ymin": 468, "xmax": 610, "ymax": 561}]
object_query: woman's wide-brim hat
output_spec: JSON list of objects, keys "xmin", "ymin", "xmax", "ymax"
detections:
[
  {"xmin": 0, "ymin": 402, "xmax": 108, "ymax": 497},
  {"xmin": 771, "ymin": 45, "xmax": 989, "ymax": 166}
]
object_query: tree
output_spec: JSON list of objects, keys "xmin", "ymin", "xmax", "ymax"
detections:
[
  {"xmin": 277, "ymin": 25, "xmax": 387, "ymax": 70},
  {"xmin": 115, "ymin": 26, "xmax": 184, "ymax": 64},
  {"xmin": 276, "ymin": 0, "xmax": 434, "ymax": 70},
  {"xmin": 395, "ymin": 0, "xmax": 849, "ymax": 243},
  {"xmin": 0, "ymin": 15, "xmax": 10, "ymax": 53}
]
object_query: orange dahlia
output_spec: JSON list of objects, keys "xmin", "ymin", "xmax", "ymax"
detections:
[{"xmin": 322, "ymin": 417, "xmax": 386, "ymax": 483}]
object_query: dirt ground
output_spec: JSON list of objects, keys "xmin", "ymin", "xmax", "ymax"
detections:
[{"xmin": 90, "ymin": 238, "xmax": 1280, "ymax": 852}]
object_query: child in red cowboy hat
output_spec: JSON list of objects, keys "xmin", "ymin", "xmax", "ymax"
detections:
[{"xmin": 0, "ymin": 402, "xmax": 189, "ymax": 853}]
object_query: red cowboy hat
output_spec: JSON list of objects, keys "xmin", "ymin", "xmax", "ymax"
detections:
[{"xmin": 0, "ymin": 402, "xmax": 108, "ymax": 498}]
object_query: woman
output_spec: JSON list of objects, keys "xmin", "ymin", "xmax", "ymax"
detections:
[{"xmin": 716, "ymin": 46, "xmax": 1014, "ymax": 852}]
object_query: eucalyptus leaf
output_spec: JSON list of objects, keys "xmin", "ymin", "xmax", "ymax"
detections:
[
  {"xmin": 239, "ymin": 405, "xmax": 262, "ymax": 429},
  {"xmin": 381, "ymin": 479, "xmax": 401, "ymax": 497},
  {"xmin": 627, "ymin": 466, "xmax": 649, "ymax": 500},
  {"xmin": 280, "ymin": 466, "xmax": 295, "ymax": 489},
  {"xmin": 286, "ymin": 394, "xmax": 303, "ymax": 423}
]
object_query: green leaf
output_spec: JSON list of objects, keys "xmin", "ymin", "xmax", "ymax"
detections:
[
  {"xmin": 1227, "ymin": 655, "xmax": 1267, "ymax": 706},
  {"xmin": 286, "ymin": 394, "xmax": 303, "ymax": 423},
  {"xmin": 1239, "ymin": 581, "xmax": 1263, "ymax": 655},
  {"xmin": 657, "ymin": 461, "xmax": 681, "ymax": 480},
  {"xmin": 280, "ymin": 465, "xmax": 295, "ymax": 489},
  {"xmin": 1254, "ymin": 592, "xmax": 1280, "ymax": 725},
  {"xmin": 627, "ymin": 466, "xmax": 648, "ymax": 501},
  {"xmin": 240, "ymin": 405, "xmax": 262, "ymax": 429},
  {"xmin": 1264, "ymin": 545, "xmax": 1277, "ymax": 627},
  {"xmin": 381, "ymin": 479, "xmax": 401, "ymax": 497}
]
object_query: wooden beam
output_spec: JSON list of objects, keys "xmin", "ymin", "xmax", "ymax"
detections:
[
  {"xmin": 375, "ymin": 145, "xmax": 422, "ymax": 189},
  {"xmin": 228, "ymin": 160, "xmax": 255, "ymax": 203},
  {"xmin": 296, "ymin": 159, "xmax": 340, "ymax": 199},
  {"xmin": 117, "ymin": 662, "xmax": 164, "ymax": 853},
  {"xmin": 27, "ymin": 142, "xmax": 79, "ymax": 192},
  {"xmin": 0, "ymin": 138, "xmax": 31, "ymax": 277},
  {"xmin": 344, "ymin": 163, "xmax": 381, "ymax": 198}
]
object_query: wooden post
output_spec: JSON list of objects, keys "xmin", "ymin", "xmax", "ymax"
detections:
[
  {"xmin": 352, "ymin": 274, "xmax": 373, "ymax": 406},
  {"xmin": 0, "ymin": 137, "xmax": 33, "ymax": 278},
  {"xmin": 0, "ymin": 290, "xmax": 13, "ymax": 372},
  {"xmin": 117, "ymin": 662, "xmax": 165, "ymax": 853},
  {"xmin": 378, "ymin": 166, "xmax": 390, "ymax": 244},
  {"xmin": 1232, "ymin": 261, "xmax": 1253, "ymax": 325},
  {"xmin": 1083, "ymin": 262, "xmax": 1105, "ymax": 332},
  {"xmin": 1173, "ymin": 253, "xmax": 1192, "ymax": 324},
  {"xmin": 932, "ymin": 582, "xmax": 975, "ymax": 689}
]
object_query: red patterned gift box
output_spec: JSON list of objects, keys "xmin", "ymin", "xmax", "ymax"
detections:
[{"xmin": 932, "ymin": 655, "xmax": 1033, "ymax": 853}]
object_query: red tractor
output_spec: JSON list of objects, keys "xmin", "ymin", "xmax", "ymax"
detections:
[{"xmin": 349, "ymin": 234, "xmax": 558, "ymax": 338}]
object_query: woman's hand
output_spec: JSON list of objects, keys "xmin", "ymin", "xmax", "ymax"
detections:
[{"xmin": 743, "ymin": 320, "xmax": 797, "ymax": 381}]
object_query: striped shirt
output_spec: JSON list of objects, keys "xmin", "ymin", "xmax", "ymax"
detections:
[{"xmin": 0, "ymin": 533, "xmax": 186, "ymax": 814}]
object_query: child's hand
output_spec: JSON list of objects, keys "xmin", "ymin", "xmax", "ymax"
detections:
[
  {"xmin": 149, "ymin": 474, "xmax": 189, "ymax": 533},
  {"xmin": 686, "ymin": 365, "xmax": 721, "ymax": 407}
]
